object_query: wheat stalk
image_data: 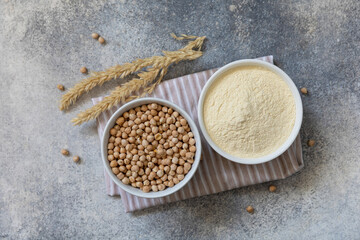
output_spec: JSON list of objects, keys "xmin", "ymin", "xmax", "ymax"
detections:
[{"xmin": 68, "ymin": 34, "xmax": 206, "ymax": 125}]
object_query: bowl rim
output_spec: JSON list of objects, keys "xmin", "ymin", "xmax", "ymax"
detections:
[
  {"xmin": 197, "ymin": 59, "xmax": 303, "ymax": 165},
  {"xmin": 101, "ymin": 97, "xmax": 202, "ymax": 198}
]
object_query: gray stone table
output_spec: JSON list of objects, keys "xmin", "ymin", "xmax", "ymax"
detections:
[{"xmin": 1, "ymin": 0, "xmax": 359, "ymax": 239}]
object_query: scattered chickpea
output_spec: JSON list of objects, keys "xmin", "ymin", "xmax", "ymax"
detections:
[
  {"xmin": 61, "ymin": 149, "xmax": 69, "ymax": 156},
  {"xmin": 91, "ymin": 32, "xmax": 99, "ymax": 39},
  {"xmin": 307, "ymin": 139, "xmax": 315, "ymax": 147},
  {"xmin": 246, "ymin": 206, "xmax": 254, "ymax": 214},
  {"xmin": 57, "ymin": 84, "xmax": 65, "ymax": 91},
  {"xmin": 300, "ymin": 87, "xmax": 308, "ymax": 94},
  {"xmin": 269, "ymin": 185, "xmax": 277, "ymax": 192},
  {"xmin": 72, "ymin": 155, "xmax": 80, "ymax": 163},
  {"xmin": 98, "ymin": 36, "xmax": 105, "ymax": 44},
  {"xmin": 80, "ymin": 66, "xmax": 88, "ymax": 74}
]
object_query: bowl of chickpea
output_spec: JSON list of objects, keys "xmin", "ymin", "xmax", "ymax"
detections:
[{"xmin": 102, "ymin": 98, "xmax": 202, "ymax": 198}]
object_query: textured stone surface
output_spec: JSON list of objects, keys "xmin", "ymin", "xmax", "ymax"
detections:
[{"xmin": 1, "ymin": 0, "xmax": 359, "ymax": 239}]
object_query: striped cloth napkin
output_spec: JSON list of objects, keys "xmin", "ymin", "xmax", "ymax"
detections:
[{"xmin": 93, "ymin": 55, "xmax": 304, "ymax": 212}]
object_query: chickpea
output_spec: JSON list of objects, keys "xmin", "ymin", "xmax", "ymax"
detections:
[
  {"xmin": 115, "ymin": 117, "xmax": 124, "ymax": 125},
  {"xmin": 184, "ymin": 162, "xmax": 191, "ymax": 172},
  {"xmin": 98, "ymin": 36, "xmax": 105, "ymax": 44},
  {"xmin": 300, "ymin": 87, "xmax": 308, "ymax": 94},
  {"xmin": 150, "ymin": 109, "xmax": 157, "ymax": 116},
  {"xmin": 112, "ymin": 167, "xmax": 120, "ymax": 175},
  {"xmin": 145, "ymin": 127, "xmax": 151, "ymax": 133},
  {"xmin": 152, "ymin": 185, "xmax": 159, "ymax": 192},
  {"xmin": 130, "ymin": 130, "xmax": 137, "ymax": 137},
  {"xmin": 142, "ymin": 185, "xmax": 150, "ymax": 192},
  {"xmin": 119, "ymin": 166, "xmax": 126, "ymax": 172},
  {"xmin": 177, "ymin": 127, "xmax": 185, "ymax": 134},
  {"xmin": 117, "ymin": 172, "xmax": 125, "ymax": 180},
  {"xmin": 73, "ymin": 156, "xmax": 80, "ymax": 163},
  {"xmin": 141, "ymin": 105, "xmax": 148, "ymax": 111},
  {"xmin": 131, "ymin": 165, "xmax": 139, "ymax": 172},
  {"xmin": 158, "ymin": 184, "xmax": 166, "ymax": 191},
  {"xmin": 108, "ymin": 155, "xmax": 114, "ymax": 161},
  {"xmin": 168, "ymin": 181, "xmax": 175, "ymax": 187},
  {"xmin": 186, "ymin": 152, "xmax": 195, "ymax": 160},
  {"xmin": 147, "ymin": 135, "xmax": 155, "ymax": 142},
  {"xmin": 176, "ymin": 166, "xmax": 184, "ymax": 174},
  {"xmin": 161, "ymin": 174, "xmax": 167, "ymax": 182},
  {"xmin": 80, "ymin": 66, "xmax": 88, "ymax": 74},
  {"xmin": 121, "ymin": 177, "xmax": 130, "ymax": 185},
  {"xmin": 129, "ymin": 176, "xmax": 135, "ymax": 183},
  {"xmin": 307, "ymin": 139, "xmax": 315, "ymax": 147},
  {"xmin": 150, "ymin": 118, "xmax": 156, "ymax": 125},
  {"xmin": 189, "ymin": 138, "xmax": 196, "ymax": 145},
  {"xmin": 179, "ymin": 158, "xmax": 185, "ymax": 166},
  {"xmin": 110, "ymin": 160, "xmax": 118, "ymax": 167},
  {"xmin": 157, "ymin": 169, "xmax": 164, "ymax": 178},
  {"xmin": 180, "ymin": 149, "xmax": 187, "ymax": 157},
  {"xmin": 61, "ymin": 149, "xmax": 69, "ymax": 156},
  {"xmin": 156, "ymin": 179, "xmax": 162, "ymax": 185},
  {"xmin": 57, "ymin": 84, "xmax": 65, "ymax": 91},
  {"xmin": 173, "ymin": 178, "xmax": 179, "ymax": 184},
  {"xmin": 180, "ymin": 119, "xmax": 187, "ymax": 126},
  {"xmin": 269, "ymin": 185, "xmax": 277, "ymax": 192},
  {"xmin": 190, "ymin": 146, "xmax": 196, "ymax": 153},
  {"xmin": 152, "ymin": 166, "xmax": 159, "ymax": 173},
  {"xmin": 163, "ymin": 158, "xmax": 171, "ymax": 166},
  {"xmin": 166, "ymin": 149, "xmax": 174, "ymax": 156},
  {"xmin": 152, "ymin": 127, "xmax": 159, "ymax": 134},
  {"xmin": 149, "ymin": 172, "xmax": 156, "ymax": 180},
  {"xmin": 177, "ymin": 174, "xmax": 184, "ymax": 181},
  {"xmin": 159, "ymin": 106, "xmax": 166, "ymax": 113},
  {"xmin": 246, "ymin": 206, "xmax": 254, "ymax": 214}
]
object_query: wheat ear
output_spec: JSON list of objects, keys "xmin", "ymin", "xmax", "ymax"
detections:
[{"xmin": 70, "ymin": 34, "xmax": 206, "ymax": 125}]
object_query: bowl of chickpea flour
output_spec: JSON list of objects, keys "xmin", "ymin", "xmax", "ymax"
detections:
[
  {"xmin": 102, "ymin": 97, "xmax": 202, "ymax": 198},
  {"xmin": 198, "ymin": 59, "xmax": 303, "ymax": 165}
]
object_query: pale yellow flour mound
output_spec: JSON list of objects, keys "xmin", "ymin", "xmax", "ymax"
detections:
[{"xmin": 203, "ymin": 66, "xmax": 296, "ymax": 158}]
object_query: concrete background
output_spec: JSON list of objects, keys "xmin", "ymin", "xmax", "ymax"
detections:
[{"xmin": 1, "ymin": 0, "xmax": 359, "ymax": 239}]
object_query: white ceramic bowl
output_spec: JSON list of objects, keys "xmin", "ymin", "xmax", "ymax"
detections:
[
  {"xmin": 101, "ymin": 97, "xmax": 202, "ymax": 198},
  {"xmin": 198, "ymin": 59, "xmax": 303, "ymax": 165}
]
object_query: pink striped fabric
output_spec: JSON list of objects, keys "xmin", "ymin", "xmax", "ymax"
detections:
[{"xmin": 92, "ymin": 55, "xmax": 304, "ymax": 212}]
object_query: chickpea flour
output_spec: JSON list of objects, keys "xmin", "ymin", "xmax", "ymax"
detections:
[{"xmin": 203, "ymin": 65, "xmax": 296, "ymax": 158}]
